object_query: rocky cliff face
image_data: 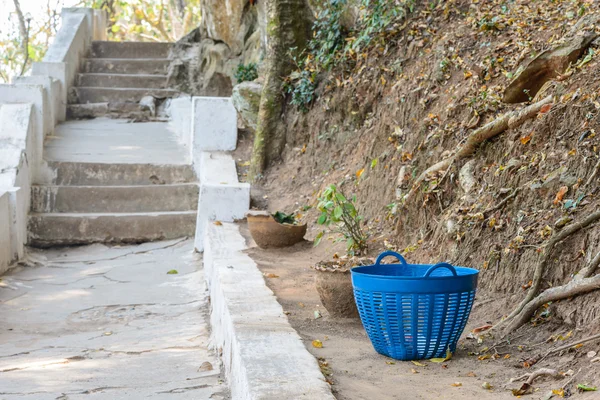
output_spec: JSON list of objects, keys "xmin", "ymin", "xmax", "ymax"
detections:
[{"xmin": 168, "ymin": 0, "xmax": 267, "ymax": 97}]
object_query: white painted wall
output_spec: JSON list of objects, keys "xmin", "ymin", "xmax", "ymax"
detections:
[
  {"xmin": 0, "ymin": 191, "xmax": 11, "ymax": 274},
  {"xmin": 194, "ymin": 152, "xmax": 250, "ymax": 252},
  {"xmin": 0, "ymin": 8, "xmax": 105, "ymax": 274}
]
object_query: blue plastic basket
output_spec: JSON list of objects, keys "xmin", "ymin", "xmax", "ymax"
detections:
[{"xmin": 351, "ymin": 251, "xmax": 478, "ymax": 360}]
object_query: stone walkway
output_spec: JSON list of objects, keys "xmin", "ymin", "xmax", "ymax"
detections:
[{"xmin": 0, "ymin": 239, "xmax": 228, "ymax": 399}]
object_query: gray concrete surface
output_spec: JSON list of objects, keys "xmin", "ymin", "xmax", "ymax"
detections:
[
  {"xmin": 45, "ymin": 118, "xmax": 190, "ymax": 165},
  {"xmin": 0, "ymin": 239, "xmax": 229, "ymax": 399},
  {"xmin": 90, "ymin": 41, "xmax": 171, "ymax": 59},
  {"xmin": 77, "ymin": 73, "xmax": 169, "ymax": 89},
  {"xmin": 71, "ymin": 87, "xmax": 178, "ymax": 104},
  {"xmin": 83, "ymin": 58, "xmax": 170, "ymax": 75},
  {"xmin": 31, "ymin": 183, "xmax": 198, "ymax": 213}
]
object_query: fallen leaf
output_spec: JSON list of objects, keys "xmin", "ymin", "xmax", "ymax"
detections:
[
  {"xmin": 482, "ymin": 382, "xmax": 493, "ymax": 390},
  {"xmin": 314, "ymin": 310, "xmax": 322, "ymax": 319},
  {"xmin": 198, "ymin": 361, "xmax": 213, "ymax": 372},
  {"xmin": 539, "ymin": 104, "xmax": 553, "ymax": 114},
  {"xmin": 520, "ymin": 134, "xmax": 532, "ymax": 145},
  {"xmin": 312, "ymin": 340, "xmax": 323, "ymax": 348},
  {"xmin": 467, "ymin": 371, "xmax": 477, "ymax": 377},
  {"xmin": 263, "ymin": 273, "xmax": 279, "ymax": 278},
  {"xmin": 553, "ymin": 186, "xmax": 568, "ymax": 205},
  {"xmin": 552, "ymin": 388, "xmax": 565, "ymax": 397},
  {"xmin": 577, "ymin": 384, "xmax": 597, "ymax": 392},
  {"xmin": 167, "ymin": 269, "xmax": 178, "ymax": 275},
  {"xmin": 103, "ymin": 331, "xmax": 112, "ymax": 336},
  {"xmin": 411, "ymin": 368, "xmax": 419, "ymax": 374},
  {"xmin": 472, "ymin": 324, "xmax": 493, "ymax": 334},
  {"xmin": 356, "ymin": 168, "xmax": 365, "ymax": 179},
  {"xmin": 431, "ymin": 348, "xmax": 453, "ymax": 363},
  {"xmin": 513, "ymin": 383, "xmax": 533, "ymax": 396},
  {"xmin": 478, "ymin": 354, "xmax": 491, "ymax": 361},
  {"xmin": 385, "ymin": 361, "xmax": 396, "ymax": 365},
  {"xmin": 213, "ymin": 221, "xmax": 223, "ymax": 226},
  {"xmin": 411, "ymin": 361, "xmax": 426, "ymax": 367},
  {"xmin": 451, "ymin": 382, "xmax": 462, "ymax": 387}
]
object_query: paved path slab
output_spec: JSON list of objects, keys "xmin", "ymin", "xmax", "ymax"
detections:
[
  {"xmin": 45, "ymin": 118, "xmax": 189, "ymax": 164},
  {"xmin": 0, "ymin": 239, "xmax": 228, "ymax": 399}
]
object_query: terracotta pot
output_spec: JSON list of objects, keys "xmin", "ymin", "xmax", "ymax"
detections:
[
  {"xmin": 314, "ymin": 266, "xmax": 359, "ymax": 318},
  {"xmin": 247, "ymin": 210, "xmax": 307, "ymax": 249}
]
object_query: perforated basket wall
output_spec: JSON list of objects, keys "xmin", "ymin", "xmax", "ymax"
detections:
[{"xmin": 353, "ymin": 290, "xmax": 476, "ymax": 360}]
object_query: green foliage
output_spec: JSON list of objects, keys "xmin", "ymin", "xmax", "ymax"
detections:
[
  {"xmin": 272, "ymin": 211, "xmax": 296, "ymax": 225},
  {"xmin": 349, "ymin": 0, "xmax": 415, "ymax": 53},
  {"xmin": 315, "ymin": 184, "xmax": 368, "ymax": 255},
  {"xmin": 234, "ymin": 63, "xmax": 259, "ymax": 83},
  {"xmin": 285, "ymin": 0, "xmax": 416, "ymax": 113}
]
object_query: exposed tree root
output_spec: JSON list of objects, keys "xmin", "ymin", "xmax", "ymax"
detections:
[
  {"xmin": 511, "ymin": 368, "xmax": 562, "ymax": 385},
  {"xmin": 505, "ymin": 252, "xmax": 600, "ymax": 334},
  {"xmin": 496, "ymin": 210, "xmax": 600, "ymax": 335},
  {"xmin": 584, "ymin": 157, "xmax": 600, "ymax": 189},
  {"xmin": 402, "ymin": 95, "xmax": 553, "ymax": 206}
]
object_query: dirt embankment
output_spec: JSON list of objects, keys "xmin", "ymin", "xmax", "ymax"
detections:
[{"xmin": 251, "ymin": 0, "xmax": 600, "ymax": 332}]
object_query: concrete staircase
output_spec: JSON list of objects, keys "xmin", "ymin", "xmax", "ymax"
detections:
[
  {"xmin": 28, "ymin": 41, "xmax": 196, "ymax": 248},
  {"xmin": 67, "ymin": 41, "xmax": 177, "ymax": 119}
]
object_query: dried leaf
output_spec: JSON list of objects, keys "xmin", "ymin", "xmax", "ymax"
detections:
[
  {"xmin": 451, "ymin": 382, "xmax": 462, "ymax": 387},
  {"xmin": 312, "ymin": 340, "xmax": 323, "ymax": 348},
  {"xmin": 512, "ymin": 383, "xmax": 533, "ymax": 396},
  {"xmin": 552, "ymin": 388, "xmax": 565, "ymax": 397},
  {"xmin": 411, "ymin": 360, "xmax": 426, "ymax": 367},
  {"xmin": 356, "ymin": 168, "xmax": 365, "ymax": 179},
  {"xmin": 213, "ymin": 221, "xmax": 223, "ymax": 226},
  {"xmin": 539, "ymin": 104, "xmax": 552, "ymax": 114},
  {"xmin": 553, "ymin": 186, "xmax": 568, "ymax": 205},
  {"xmin": 263, "ymin": 273, "xmax": 279, "ymax": 278},
  {"xmin": 478, "ymin": 354, "xmax": 491, "ymax": 361},
  {"xmin": 520, "ymin": 134, "xmax": 532, "ymax": 145},
  {"xmin": 431, "ymin": 348, "xmax": 453, "ymax": 363},
  {"xmin": 472, "ymin": 324, "xmax": 493, "ymax": 334},
  {"xmin": 411, "ymin": 368, "xmax": 419, "ymax": 374}
]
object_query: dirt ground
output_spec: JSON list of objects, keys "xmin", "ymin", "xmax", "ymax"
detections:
[{"xmin": 242, "ymin": 224, "xmax": 600, "ymax": 400}]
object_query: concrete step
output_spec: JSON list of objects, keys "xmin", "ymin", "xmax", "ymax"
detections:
[
  {"xmin": 28, "ymin": 211, "xmax": 196, "ymax": 247},
  {"xmin": 78, "ymin": 73, "xmax": 169, "ymax": 89},
  {"xmin": 45, "ymin": 161, "xmax": 196, "ymax": 186},
  {"xmin": 91, "ymin": 41, "xmax": 172, "ymax": 59},
  {"xmin": 31, "ymin": 184, "xmax": 199, "ymax": 213},
  {"xmin": 70, "ymin": 87, "xmax": 178, "ymax": 104},
  {"xmin": 83, "ymin": 58, "xmax": 170, "ymax": 74},
  {"xmin": 66, "ymin": 103, "xmax": 154, "ymax": 119}
]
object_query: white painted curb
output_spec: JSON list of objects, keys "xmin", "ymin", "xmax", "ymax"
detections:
[{"xmin": 204, "ymin": 222, "xmax": 336, "ymax": 400}]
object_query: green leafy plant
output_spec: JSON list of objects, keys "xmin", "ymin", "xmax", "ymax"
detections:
[
  {"xmin": 272, "ymin": 211, "xmax": 296, "ymax": 225},
  {"xmin": 234, "ymin": 62, "xmax": 259, "ymax": 83},
  {"xmin": 285, "ymin": 0, "xmax": 416, "ymax": 112},
  {"xmin": 315, "ymin": 184, "xmax": 368, "ymax": 255}
]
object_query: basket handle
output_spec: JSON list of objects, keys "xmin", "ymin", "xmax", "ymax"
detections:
[
  {"xmin": 374, "ymin": 251, "xmax": 408, "ymax": 267},
  {"xmin": 424, "ymin": 262, "xmax": 457, "ymax": 277}
]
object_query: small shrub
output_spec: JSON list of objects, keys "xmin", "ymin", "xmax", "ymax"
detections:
[
  {"xmin": 315, "ymin": 184, "xmax": 368, "ymax": 255},
  {"xmin": 234, "ymin": 63, "xmax": 258, "ymax": 83},
  {"xmin": 272, "ymin": 211, "xmax": 296, "ymax": 225}
]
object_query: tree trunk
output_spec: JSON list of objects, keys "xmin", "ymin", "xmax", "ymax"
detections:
[{"xmin": 248, "ymin": 0, "xmax": 312, "ymax": 181}]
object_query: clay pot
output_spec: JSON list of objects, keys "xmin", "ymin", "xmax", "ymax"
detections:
[
  {"xmin": 314, "ymin": 265, "xmax": 359, "ymax": 318},
  {"xmin": 247, "ymin": 210, "xmax": 307, "ymax": 249}
]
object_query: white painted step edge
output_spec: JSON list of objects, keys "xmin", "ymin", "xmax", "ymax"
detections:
[{"xmin": 204, "ymin": 222, "xmax": 335, "ymax": 400}]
